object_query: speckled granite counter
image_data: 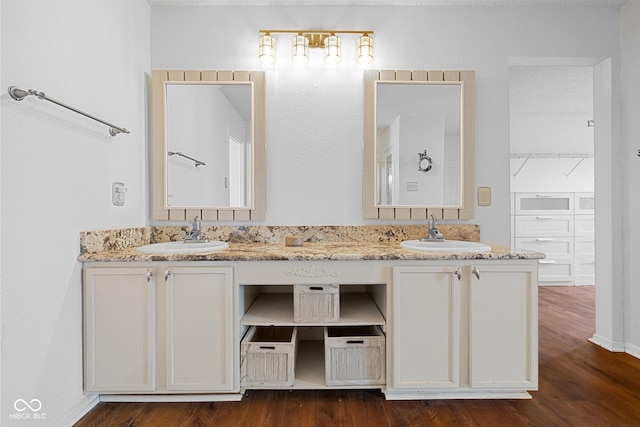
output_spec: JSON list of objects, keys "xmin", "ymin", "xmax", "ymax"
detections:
[{"xmin": 78, "ymin": 225, "xmax": 544, "ymax": 262}]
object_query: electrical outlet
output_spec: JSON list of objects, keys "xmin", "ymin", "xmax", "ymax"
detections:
[{"xmin": 478, "ymin": 186, "xmax": 491, "ymax": 206}]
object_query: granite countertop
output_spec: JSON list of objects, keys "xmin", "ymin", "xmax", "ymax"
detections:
[
  {"xmin": 78, "ymin": 241, "xmax": 543, "ymax": 263},
  {"xmin": 77, "ymin": 225, "xmax": 544, "ymax": 263}
]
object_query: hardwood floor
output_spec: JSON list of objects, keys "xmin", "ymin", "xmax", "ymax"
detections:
[{"xmin": 75, "ymin": 286, "xmax": 640, "ymax": 426}]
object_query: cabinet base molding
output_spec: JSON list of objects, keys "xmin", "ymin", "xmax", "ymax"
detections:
[
  {"xmin": 382, "ymin": 390, "xmax": 532, "ymax": 400},
  {"xmin": 99, "ymin": 394, "xmax": 244, "ymax": 403}
]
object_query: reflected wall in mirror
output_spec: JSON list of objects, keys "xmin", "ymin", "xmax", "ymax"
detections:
[
  {"xmin": 376, "ymin": 82, "xmax": 462, "ymax": 207},
  {"xmin": 166, "ymin": 83, "xmax": 252, "ymax": 208},
  {"xmin": 151, "ymin": 70, "xmax": 266, "ymax": 222},
  {"xmin": 363, "ymin": 70, "xmax": 475, "ymax": 220}
]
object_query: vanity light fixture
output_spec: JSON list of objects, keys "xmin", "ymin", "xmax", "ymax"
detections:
[
  {"xmin": 324, "ymin": 33, "xmax": 341, "ymax": 64},
  {"xmin": 258, "ymin": 30, "xmax": 373, "ymax": 65},
  {"xmin": 258, "ymin": 32, "xmax": 277, "ymax": 65},
  {"xmin": 292, "ymin": 33, "xmax": 309, "ymax": 64},
  {"xmin": 356, "ymin": 33, "xmax": 374, "ymax": 65}
]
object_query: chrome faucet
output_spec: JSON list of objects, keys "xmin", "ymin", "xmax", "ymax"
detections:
[
  {"xmin": 422, "ymin": 215, "xmax": 444, "ymax": 241},
  {"xmin": 184, "ymin": 216, "xmax": 209, "ymax": 243}
]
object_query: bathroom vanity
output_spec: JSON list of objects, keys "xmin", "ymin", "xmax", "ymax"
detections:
[
  {"xmin": 79, "ymin": 226, "xmax": 542, "ymax": 402},
  {"xmin": 91, "ymin": 68, "xmax": 537, "ymax": 402}
]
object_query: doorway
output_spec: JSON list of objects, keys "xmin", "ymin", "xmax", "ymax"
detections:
[{"xmin": 509, "ymin": 65, "xmax": 595, "ymax": 287}]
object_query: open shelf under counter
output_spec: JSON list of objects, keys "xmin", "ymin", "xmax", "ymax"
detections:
[
  {"xmin": 240, "ymin": 292, "xmax": 386, "ymax": 328},
  {"xmin": 243, "ymin": 340, "xmax": 383, "ymax": 391}
]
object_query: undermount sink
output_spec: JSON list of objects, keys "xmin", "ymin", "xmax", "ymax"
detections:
[
  {"xmin": 401, "ymin": 239, "xmax": 491, "ymax": 253},
  {"xmin": 137, "ymin": 240, "xmax": 229, "ymax": 254}
]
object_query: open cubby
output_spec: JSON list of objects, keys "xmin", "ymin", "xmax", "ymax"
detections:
[{"xmin": 239, "ymin": 284, "xmax": 386, "ymax": 390}]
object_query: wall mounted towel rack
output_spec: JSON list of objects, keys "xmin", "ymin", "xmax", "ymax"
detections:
[
  {"xmin": 7, "ymin": 86, "xmax": 129, "ymax": 136},
  {"xmin": 168, "ymin": 151, "xmax": 206, "ymax": 167}
]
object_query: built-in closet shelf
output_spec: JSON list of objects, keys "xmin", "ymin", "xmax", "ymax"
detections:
[{"xmin": 240, "ymin": 293, "xmax": 386, "ymax": 327}]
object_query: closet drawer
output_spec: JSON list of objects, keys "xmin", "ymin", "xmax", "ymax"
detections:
[
  {"xmin": 516, "ymin": 237, "xmax": 573, "ymax": 259},
  {"xmin": 575, "ymin": 215, "xmax": 594, "ymax": 236},
  {"xmin": 537, "ymin": 259, "xmax": 574, "ymax": 283},
  {"xmin": 575, "ymin": 259, "xmax": 595, "ymax": 285},
  {"xmin": 515, "ymin": 215, "xmax": 574, "ymax": 237},
  {"xmin": 515, "ymin": 193, "xmax": 573, "ymax": 215},
  {"xmin": 575, "ymin": 193, "xmax": 595, "ymax": 214},
  {"xmin": 575, "ymin": 236, "xmax": 595, "ymax": 258}
]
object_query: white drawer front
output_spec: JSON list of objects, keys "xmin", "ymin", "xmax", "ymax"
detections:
[
  {"xmin": 537, "ymin": 259, "xmax": 574, "ymax": 282},
  {"xmin": 516, "ymin": 237, "xmax": 573, "ymax": 259},
  {"xmin": 575, "ymin": 215, "xmax": 594, "ymax": 236},
  {"xmin": 575, "ymin": 259, "xmax": 595, "ymax": 285},
  {"xmin": 575, "ymin": 237, "xmax": 595, "ymax": 258},
  {"xmin": 575, "ymin": 193, "xmax": 595, "ymax": 214},
  {"xmin": 515, "ymin": 215, "xmax": 574, "ymax": 237},
  {"xmin": 515, "ymin": 193, "xmax": 573, "ymax": 215}
]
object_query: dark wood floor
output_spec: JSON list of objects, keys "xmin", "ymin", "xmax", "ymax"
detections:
[{"xmin": 75, "ymin": 286, "xmax": 640, "ymax": 426}]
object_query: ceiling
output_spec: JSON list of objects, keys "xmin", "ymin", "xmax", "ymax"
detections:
[
  {"xmin": 148, "ymin": 0, "xmax": 627, "ymax": 6},
  {"xmin": 510, "ymin": 66, "xmax": 593, "ymax": 114}
]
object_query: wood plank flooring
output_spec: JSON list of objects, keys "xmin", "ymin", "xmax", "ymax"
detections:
[{"xmin": 75, "ymin": 286, "xmax": 640, "ymax": 426}]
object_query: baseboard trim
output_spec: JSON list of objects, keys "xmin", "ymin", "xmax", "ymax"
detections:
[
  {"xmin": 589, "ymin": 334, "xmax": 626, "ymax": 352},
  {"xmin": 626, "ymin": 343, "xmax": 640, "ymax": 359},
  {"xmin": 51, "ymin": 394, "xmax": 99, "ymax": 427}
]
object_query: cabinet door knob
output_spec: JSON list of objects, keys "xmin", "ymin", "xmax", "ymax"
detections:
[
  {"xmin": 472, "ymin": 266, "xmax": 480, "ymax": 280},
  {"xmin": 145, "ymin": 270, "xmax": 153, "ymax": 282},
  {"xmin": 455, "ymin": 267, "xmax": 462, "ymax": 281},
  {"xmin": 164, "ymin": 270, "xmax": 172, "ymax": 281}
]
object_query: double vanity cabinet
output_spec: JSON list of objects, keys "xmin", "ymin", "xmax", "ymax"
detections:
[{"xmin": 81, "ymin": 241, "xmax": 541, "ymax": 401}]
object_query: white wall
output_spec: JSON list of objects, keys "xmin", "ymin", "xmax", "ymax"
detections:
[
  {"xmin": 511, "ymin": 112, "xmax": 594, "ymax": 154},
  {"xmin": 510, "ymin": 157, "xmax": 594, "ymax": 193},
  {"xmin": 621, "ymin": 0, "xmax": 640, "ymax": 358},
  {"xmin": 151, "ymin": 5, "xmax": 620, "ymax": 245},
  {"xmin": 1, "ymin": 1, "xmax": 149, "ymax": 424}
]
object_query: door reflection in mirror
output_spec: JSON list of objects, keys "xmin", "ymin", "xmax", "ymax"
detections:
[{"xmin": 165, "ymin": 82, "xmax": 253, "ymax": 208}]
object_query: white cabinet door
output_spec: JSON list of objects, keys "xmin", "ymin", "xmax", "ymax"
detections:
[
  {"xmin": 84, "ymin": 267, "xmax": 156, "ymax": 392},
  {"xmin": 391, "ymin": 266, "xmax": 460, "ymax": 389},
  {"xmin": 469, "ymin": 264, "xmax": 537, "ymax": 390},
  {"xmin": 164, "ymin": 266, "xmax": 234, "ymax": 392},
  {"xmin": 164, "ymin": 267, "xmax": 234, "ymax": 391}
]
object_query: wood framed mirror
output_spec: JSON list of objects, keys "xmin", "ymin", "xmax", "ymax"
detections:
[
  {"xmin": 363, "ymin": 70, "xmax": 475, "ymax": 220},
  {"xmin": 151, "ymin": 70, "xmax": 266, "ymax": 221}
]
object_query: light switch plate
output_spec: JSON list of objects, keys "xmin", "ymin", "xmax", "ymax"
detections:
[
  {"xmin": 478, "ymin": 186, "xmax": 491, "ymax": 206},
  {"xmin": 112, "ymin": 182, "xmax": 126, "ymax": 206}
]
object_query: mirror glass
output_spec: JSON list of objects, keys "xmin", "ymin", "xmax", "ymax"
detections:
[
  {"xmin": 165, "ymin": 82, "xmax": 253, "ymax": 209},
  {"xmin": 375, "ymin": 81, "xmax": 463, "ymax": 207}
]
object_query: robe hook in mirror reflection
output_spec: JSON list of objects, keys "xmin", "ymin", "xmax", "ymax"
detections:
[
  {"xmin": 258, "ymin": 29, "xmax": 374, "ymax": 65},
  {"xmin": 418, "ymin": 150, "xmax": 433, "ymax": 172},
  {"xmin": 7, "ymin": 86, "xmax": 130, "ymax": 136}
]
